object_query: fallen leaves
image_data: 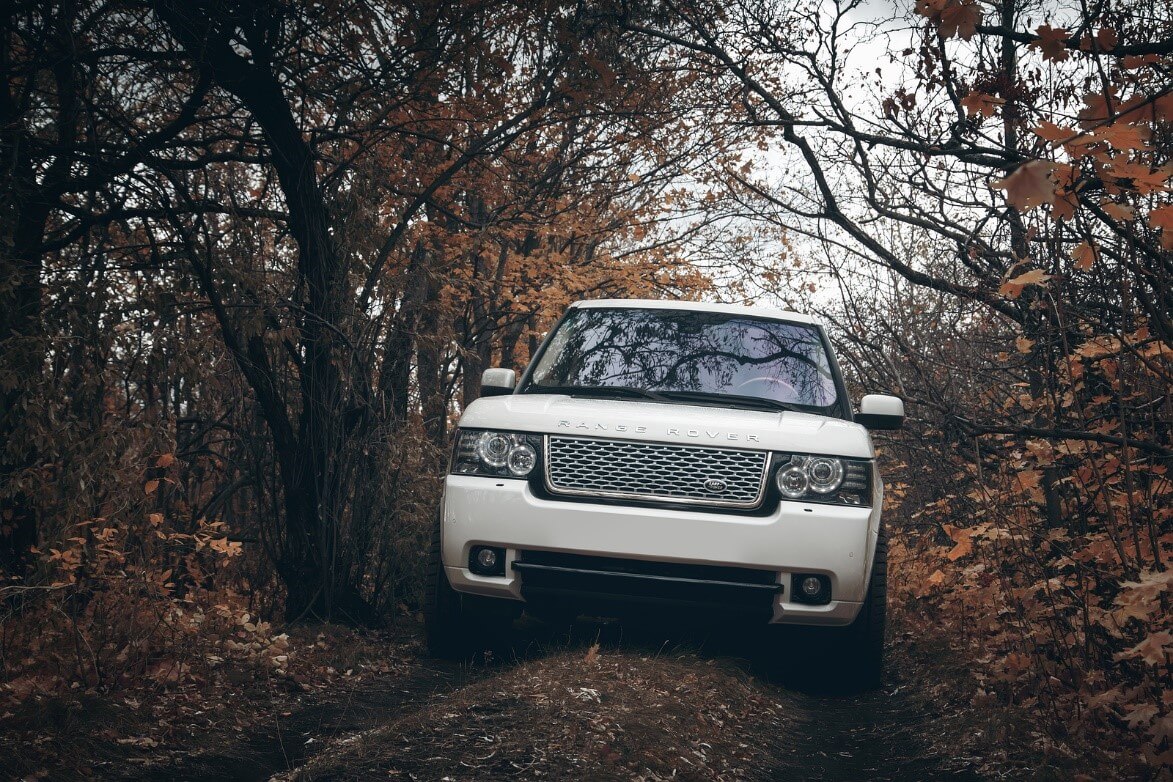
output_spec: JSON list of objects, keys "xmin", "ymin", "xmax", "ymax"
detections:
[
  {"xmin": 117, "ymin": 736, "xmax": 160, "ymax": 748},
  {"xmin": 943, "ymin": 524, "xmax": 974, "ymax": 560},
  {"xmin": 288, "ymin": 650, "xmax": 793, "ymax": 782},
  {"xmin": 1116, "ymin": 631, "xmax": 1172, "ymax": 667},
  {"xmin": 208, "ymin": 537, "xmax": 244, "ymax": 556}
]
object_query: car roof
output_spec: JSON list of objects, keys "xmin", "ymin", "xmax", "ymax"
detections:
[{"xmin": 570, "ymin": 298, "xmax": 821, "ymax": 326}]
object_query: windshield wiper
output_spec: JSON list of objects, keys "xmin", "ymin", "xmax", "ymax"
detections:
[
  {"xmin": 654, "ymin": 390, "xmax": 806, "ymax": 413},
  {"xmin": 527, "ymin": 384, "xmax": 671, "ymax": 402}
]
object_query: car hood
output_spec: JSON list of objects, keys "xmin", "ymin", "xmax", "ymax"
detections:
[{"xmin": 458, "ymin": 394, "xmax": 873, "ymax": 459}]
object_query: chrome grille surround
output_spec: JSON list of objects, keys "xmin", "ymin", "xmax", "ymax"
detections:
[{"xmin": 544, "ymin": 436, "xmax": 771, "ymax": 508}]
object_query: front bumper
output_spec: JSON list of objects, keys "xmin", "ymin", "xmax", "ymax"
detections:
[{"xmin": 441, "ymin": 475, "xmax": 879, "ymax": 626}]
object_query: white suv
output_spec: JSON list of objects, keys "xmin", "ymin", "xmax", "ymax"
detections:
[{"xmin": 425, "ymin": 299, "xmax": 903, "ymax": 687}]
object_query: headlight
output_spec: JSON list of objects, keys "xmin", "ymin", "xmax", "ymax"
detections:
[
  {"xmin": 773, "ymin": 454, "xmax": 871, "ymax": 506},
  {"xmin": 451, "ymin": 430, "xmax": 540, "ymax": 478}
]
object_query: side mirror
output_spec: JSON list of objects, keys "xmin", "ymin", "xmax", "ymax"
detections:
[
  {"xmin": 480, "ymin": 368, "xmax": 516, "ymax": 398},
  {"xmin": 856, "ymin": 394, "xmax": 904, "ymax": 430}
]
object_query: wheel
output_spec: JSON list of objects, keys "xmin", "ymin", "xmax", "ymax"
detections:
[
  {"xmin": 840, "ymin": 527, "xmax": 887, "ymax": 690},
  {"xmin": 423, "ymin": 516, "xmax": 521, "ymax": 659},
  {"xmin": 762, "ymin": 529, "xmax": 887, "ymax": 691},
  {"xmin": 423, "ymin": 517, "xmax": 470, "ymax": 658}
]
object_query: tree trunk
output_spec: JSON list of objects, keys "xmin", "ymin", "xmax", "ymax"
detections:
[
  {"xmin": 156, "ymin": 1, "xmax": 373, "ymax": 623},
  {"xmin": 0, "ymin": 5, "xmax": 79, "ymax": 572}
]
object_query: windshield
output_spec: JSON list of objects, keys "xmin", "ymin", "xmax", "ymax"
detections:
[{"xmin": 522, "ymin": 307, "xmax": 840, "ymax": 412}]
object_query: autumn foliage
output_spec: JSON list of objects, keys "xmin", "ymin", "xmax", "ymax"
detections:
[
  {"xmin": 876, "ymin": 0, "xmax": 1172, "ymax": 771},
  {"xmin": 1, "ymin": 0, "xmax": 1170, "ymax": 777},
  {"xmin": 1, "ymin": 2, "xmax": 735, "ymax": 759}
]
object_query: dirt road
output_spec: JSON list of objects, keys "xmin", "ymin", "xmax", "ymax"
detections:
[{"xmin": 117, "ymin": 619, "xmax": 981, "ymax": 782}]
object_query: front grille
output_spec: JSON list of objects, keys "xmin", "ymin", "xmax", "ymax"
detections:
[{"xmin": 544, "ymin": 436, "xmax": 770, "ymax": 508}]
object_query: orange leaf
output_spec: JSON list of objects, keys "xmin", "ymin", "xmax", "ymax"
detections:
[
  {"xmin": 1100, "ymin": 199, "xmax": 1134, "ymax": 221},
  {"xmin": 1103, "ymin": 163, "xmax": 1173, "ymax": 196},
  {"xmin": 991, "ymin": 161, "xmax": 1056, "ymax": 211},
  {"xmin": 1015, "ymin": 335, "xmax": 1035, "ymax": 353},
  {"xmin": 1093, "ymin": 124, "xmax": 1150, "ymax": 150},
  {"xmin": 943, "ymin": 525, "xmax": 974, "ymax": 560},
  {"xmin": 1072, "ymin": 241, "xmax": 1098, "ymax": 270},
  {"xmin": 144, "ymin": 480, "xmax": 160, "ymax": 495},
  {"xmin": 1052, "ymin": 190, "xmax": 1079, "ymax": 222},
  {"xmin": 914, "ymin": 0, "xmax": 948, "ymax": 18},
  {"xmin": 156, "ymin": 453, "xmax": 175, "ymax": 468},
  {"xmin": 1156, "ymin": 93, "xmax": 1173, "ymax": 122},
  {"xmin": 1077, "ymin": 89, "xmax": 1125, "ymax": 128},
  {"xmin": 999, "ymin": 268, "xmax": 1052, "ymax": 298},
  {"xmin": 939, "ymin": 0, "xmax": 982, "ymax": 40},
  {"xmin": 961, "ymin": 91, "xmax": 1004, "ymax": 118},
  {"xmin": 1117, "ymin": 631, "xmax": 1171, "ymax": 666},
  {"xmin": 1032, "ymin": 25, "xmax": 1070, "ymax": 61},
  {"xmin": 1049, "ymin": 168, "xmax": 1080, "ymax": 221},
  {"xmin": 1032, "ymin": 121, "xmax": 1077, "ymax": 145},
  {"xmin": 1151, "ymin": 204, "xmax": 1173, "ymax": 230},
  {"xmin": 927, "ymin": 569, "xmax": 946, "ymax": 585},
  {"xmin": 1124, "ymin": 703, "xmax": 1158, "ymax": 729},
  {"xmin": 946, "ymin": 541, "xmax": 971, "ymax": 560},
  {"xmin": 1122, "ymin": 54, "xmax": 1159, "ymax": 69},
  {"xmin": 1074, "ymin": 337, "xmax": 1122, "ymax": 359},
  {"xmin": 1015, "ymin": 470, "xmax": 1043, "ymax": 491},
  {"xmin": 210, "ymin": 537, "xmax": 243, "ymax": 556},
  {"xmin": 1079, "ymin": 96, "xmax": 1107, "ymax": 129}
]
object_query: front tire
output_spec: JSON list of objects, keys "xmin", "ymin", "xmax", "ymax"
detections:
[
  {"xmin": 765, "ymin": 529, "xmax": 887, "ymax": 691},
  {"xmin": 841, "ymin": 528, "xmax": 888, "ymax": 690},
  {"xmin": 423, "ymin": 518, "xmax": 469, "ymax": 658},
  {"xmin": 423, "ymin": 517, "xmax": 521, "ymax": 659}
]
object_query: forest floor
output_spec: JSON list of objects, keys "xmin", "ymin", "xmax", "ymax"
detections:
[{"xmin": 3, "ymin": 615, "xmax": 1109, "ymax": 781}]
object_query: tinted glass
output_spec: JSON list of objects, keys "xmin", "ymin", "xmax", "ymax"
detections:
[{"xmin": 525, "ymin": 308, "xmax": 839, "ymax": 410}]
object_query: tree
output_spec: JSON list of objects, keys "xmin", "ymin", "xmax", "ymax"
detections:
[
  {"xmin": 623, "ymin": 0, "xmax": 1171, "ymax": 759},
  {"xmin": 1, "ymin": 1, "xmax": 210, "ymax": 571},
  {"xmin": 23, "ymin": 0, "xmax": 734, "ymax": 621}
]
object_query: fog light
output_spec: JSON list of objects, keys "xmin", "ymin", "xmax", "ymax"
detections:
[
  {"xmin": 469, "ymin": 545, "xmax": 506, "ymax": 576},
  {"xmin": 792, "ymin": 573, "xmax": 830, "ymax": 605}
]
